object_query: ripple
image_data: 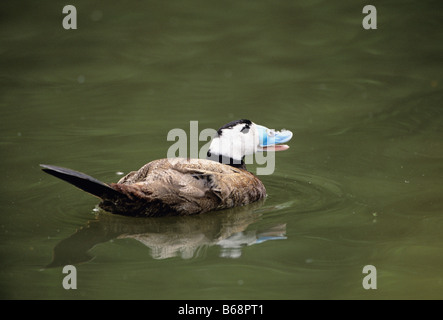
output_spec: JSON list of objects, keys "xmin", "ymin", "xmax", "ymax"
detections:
[{"xmin": 263, "ymin": 170, "xmax": 348, "ymax": 216}]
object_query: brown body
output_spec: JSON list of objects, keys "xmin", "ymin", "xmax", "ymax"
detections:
[
  {"xmin": 40, "ymin": 119, "xmax": 291, "ymax": 217},
  {"xmin": 100, "ymin": 158, "xmax": 266, "ymax": 217}
]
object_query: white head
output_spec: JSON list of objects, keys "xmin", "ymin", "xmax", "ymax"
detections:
[{"xmin": 207, "ymin": 119, "xmax": 293, "ymax": 168}]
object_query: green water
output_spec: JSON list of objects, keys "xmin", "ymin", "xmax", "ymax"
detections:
[{"xmin": 1, "ymin": 1, "xmax": 442, "ymax": 299}]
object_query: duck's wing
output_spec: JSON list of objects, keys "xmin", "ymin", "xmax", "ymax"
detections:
[{"xmin": 110, "ymin": 158, "xmax": 265, "ymax": 216}]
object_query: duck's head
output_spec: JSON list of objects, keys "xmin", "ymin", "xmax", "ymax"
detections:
[{"xmin": 207, "ymin": 119, "xmax": 293, "ymax": 168}]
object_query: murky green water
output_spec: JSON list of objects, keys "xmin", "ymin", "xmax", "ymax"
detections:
[{"xmin": 1, "ymin": 1, "xmax": 442, "ymax": 299}]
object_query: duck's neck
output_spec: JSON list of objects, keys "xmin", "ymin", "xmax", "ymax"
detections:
[{"xmin": 207, "ymin": 151, "xmax": 247, "ymax": 170}]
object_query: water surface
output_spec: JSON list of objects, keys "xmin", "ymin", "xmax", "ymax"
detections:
[{"xmin": 1, "ymin": 1, "xmax": 442, "ymax": 299}]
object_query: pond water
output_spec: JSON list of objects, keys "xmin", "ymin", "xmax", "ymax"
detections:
[{"xmin": 1, "ymin": 1, "xmax": 442, "ymax": 299}]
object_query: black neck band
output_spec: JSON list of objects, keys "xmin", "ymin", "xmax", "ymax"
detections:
[{"xmin": 207, "ymin": 152, "xmax": 246, "ymax": 170}]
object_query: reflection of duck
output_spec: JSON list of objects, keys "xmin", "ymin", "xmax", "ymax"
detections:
[
  {"xmin": 46, "ymin": 200, "xmax": 286, "ymax": 267},
  {"xmin": 41, "ymin": 119, "xmax": 292, "ymax": 217}
]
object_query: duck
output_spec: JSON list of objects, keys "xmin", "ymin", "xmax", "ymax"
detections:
[{"xmin": 41, "ymin": 119, "xmax": 293, "ymax": 217}]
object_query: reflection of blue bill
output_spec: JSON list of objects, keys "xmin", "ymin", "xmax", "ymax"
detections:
[
  {"xmin": 255, "ymin": 236, "xmax": 287, "ymax": 244},
  {"xmin": 217, "ymin": 225, "xmax": 287, "ymax": 258}
]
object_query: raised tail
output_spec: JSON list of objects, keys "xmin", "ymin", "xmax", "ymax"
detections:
[{"xmin": 40, "ymin": 164, "xmax": 122, "ymax": 200}]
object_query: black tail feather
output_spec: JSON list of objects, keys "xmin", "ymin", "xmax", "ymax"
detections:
[{"xmin": 40, "ymin": 164, "xmax": 122, "ymax": 200}]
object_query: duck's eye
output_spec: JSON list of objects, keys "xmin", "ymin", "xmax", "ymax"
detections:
[
  {"xmin": 240, "ymin": 125, "xmax": 250, "ymax": 134},
  {"xmin": 267, "ymin": 129, "xmax": 275, "ymax": 137}
]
